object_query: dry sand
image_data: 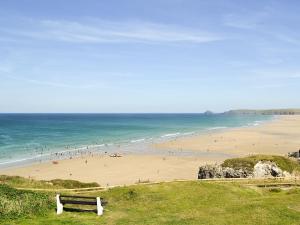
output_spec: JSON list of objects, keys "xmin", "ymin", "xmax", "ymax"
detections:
[
  {"xmin": 1, "ymin": 115, "xmax": 300, "ymax": 186},
  {"xmin": 0, "ymin": 155, "xmax": 223, "ymax": 186}
]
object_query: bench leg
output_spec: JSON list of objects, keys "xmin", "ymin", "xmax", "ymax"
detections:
[
  {"xmin": 56, "ymin": 194, "xmax": 63, "ymax": 215},
  {"xmin": 96, "ymin": 197, "xmax": 103, "ymax": 216}
]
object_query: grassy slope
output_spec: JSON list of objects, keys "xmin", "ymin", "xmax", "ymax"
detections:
[
  {"xmin": 2, "ymin": 181, "xmax": 300, "ymax": 225},
  {"xmin": 0, "ymin": 184, "xmax": 54, "ymax": 221},
  {"xmin": 222, "ymin": 155, "xmax": 300, "ymax": 174},
  {"xmin": 0, "ymin": 175, "xmax": 99, "ymax": 189}
]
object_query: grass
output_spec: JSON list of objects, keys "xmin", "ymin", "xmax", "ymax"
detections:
[
  {"xmin": 0, "ymin": 175, "xmax": 99, "ymax": 189},
  {"xmin": 221, "ymin": 155, "xmax": 300, "ymax": 174},
  {"xmin": 0, "ymin": 184, "xmax": 54, "ymax": 221},
  {"xmin": 1, "ymin": 179, "xmax": 300, "ymax": 225},
  {"xmin": 49, "ymin": 179, "xmax": 99, "ymax": 189},
  {"xmin": 1, "ymin": 155, "xmax": 299, "ymax": 224}
]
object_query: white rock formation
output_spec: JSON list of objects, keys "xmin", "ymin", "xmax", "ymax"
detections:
[{"xmin": 253, "ymin": 161, "xmax": 285, "ymax": 178}]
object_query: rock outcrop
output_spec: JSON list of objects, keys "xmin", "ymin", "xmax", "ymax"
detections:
[
  {"xmin": 288, "ymin": 150, "xmax": 300, "ymax": 159},
  {"xmin": 203, "ymin": 110, "xmax": 214, "ymax": 115},
  {"xmin": 198, "ymin": 164, "xmax": 251, "ymax": 179},
  {"xmin": 198, "ymin": 161, "xmax": 290, "ymax": 179},
  {"xmin": 198, "ymin": 164, "xmax": 223, "ymax": 179},
  {"xmin": 222, "ymin": 167, "xmax": 250, "ymax": 178},
  {"xmin": 253, "ymin": 161, "xmax": 284, "ymax": 178}
]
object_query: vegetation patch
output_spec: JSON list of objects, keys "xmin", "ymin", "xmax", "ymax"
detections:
[
  {"xmin": 222, "ymin": 155, "xmax": 300, "ymax": 173},
  {"xmin": 49, "ymin": 179, "xmax": 99, "ymax": 189},
  {"xmin": 17, "ymin": 181, "xmax": 300, "ymax": 224},
  {"xmin": 268, "ymin": 188, "xmax": 282, "ymax": 193},
  {"xmin": 1, "ymin": 178, "xmax": 300, "ymax": 224},
  {"xmin": 0, "ymin": 184, "xmax": 54, "ymax": 220},
  {"xmin": 123, "ymin": 189, "xmax": 138, "ymax": 200},
  {"xmin": 0, "ymin": 175, "xmax": 99, "ymax": 189},
  {"xmin": 1, "ymin": 169, "xmax": 300, "ymax": 224}
]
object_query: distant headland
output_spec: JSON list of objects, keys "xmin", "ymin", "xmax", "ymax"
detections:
[{"xmin": 223, "ymin": 108, "xmax": 300, "ymax": 115}]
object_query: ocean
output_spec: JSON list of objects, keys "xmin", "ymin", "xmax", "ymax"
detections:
[{"xmin": 0, "ymin": 113, "xmax": 273, "ymax": 167}]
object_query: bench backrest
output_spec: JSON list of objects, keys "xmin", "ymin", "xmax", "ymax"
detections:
[{"xmin": 56, "ymin": 194, "xmax": 106, "ymax": 216}]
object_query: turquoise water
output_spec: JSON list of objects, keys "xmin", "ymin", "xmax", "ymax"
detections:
[{"xmin": 0, "ymin": 113, "xmax": 273, "ymax": 167}]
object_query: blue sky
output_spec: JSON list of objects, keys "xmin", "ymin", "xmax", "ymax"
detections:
[{"xmin": 0, "ymin": 0, "xmax": 299, "ymax": 112}]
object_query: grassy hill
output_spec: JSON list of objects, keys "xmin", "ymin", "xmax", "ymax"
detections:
[
  {"xmin": 222, "ymin": 155, "xmax": 300, "ymax": 174},
  {"xmin": 1, "ymin": 177, "xmax": 300, "ymax": 225},
  {"xmin": 224, "ymin": 108, "xmax": 300, "ymax": 115}
]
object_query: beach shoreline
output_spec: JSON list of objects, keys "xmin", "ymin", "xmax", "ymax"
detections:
[
  {"xmin": 156, "ymin": 115, "xmax": 300, "ymax": 156},
  {"xmin": 1, "ymin": 115, "xmax": 300, "ymax": 186},
  {"xmin": 0, "ymin": 113, "xmax": 273, "ymax": 168}
]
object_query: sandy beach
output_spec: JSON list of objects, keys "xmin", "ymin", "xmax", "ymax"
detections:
[
  {"xmin": 0, "ymin": 155, "xmax": 223, "ymax": 186},
  {"xmin": 156, "ymin": 115, "xmax": 300, "ymax": 156},
  {"xmin": 1, "ymin": 115, "xmax": 300, "ymax": 186}
]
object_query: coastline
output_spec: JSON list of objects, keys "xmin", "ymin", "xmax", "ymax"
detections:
[
  {"xmin": 0, "ymin": 113, "xmax": 272, "ymax": 169},
  {"xmin": 1, "ymin": 115, "xmax": 299, "ymax": 186},
  {"xmin": 155, "ymin": 115, "xmax": 300, "ymax": 156}
]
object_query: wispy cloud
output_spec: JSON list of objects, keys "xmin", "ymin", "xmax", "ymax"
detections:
[
  {"xmin": 223, "ymin": 11, "xmax": 269, "ymax": 29},
  {"xmin": 252, "ymin": 83, "xmax": 285, "ymax": 89},
  {"xmin": 2, "ymin": 19, "xmax": 224, "ymax": 44},
  {"xmin": 0, "ymin": 72, "xmax": 99, "ymax": 89},
  {"xmin": 289, "ymin": 74, "xmax": 300, "ymax": 78},
  {"xmin": 0, "ymin": 65, "xmax": 13, "ymax": 73},
  {"xmin": 275, "ymin": 34, "xmax": 300, "ymax": 46},
  {"xmin": 223, "ymin": 7, "xmax": 300, "ymax": 48},
  {"xmin": 249, "ymin": 69, "xmax": 299, "ymax": 89},
  {"xmin": 250, "ymin": 69, "xmax": 300, "ymax": 80}
]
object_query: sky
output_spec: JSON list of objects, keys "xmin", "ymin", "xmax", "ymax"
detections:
[{"xmin": 0, "ymin": 0, "xmax": 300, "ymax": 113}]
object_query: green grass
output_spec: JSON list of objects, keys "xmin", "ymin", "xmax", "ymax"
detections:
[
  {"xmin": 0, "ymin": 175, "xmax": 99, "ymax": 189},
  {"xmin": 222, "ymin": 155, "xmax": 300, "ymax": 174},
  {"xmin": 2, "ymin": 180, "xmax": 300, "ymax": 225},
  {"xmin": 49, "ymin": 179, "xmax": 99, "ymax": 189},
  {"xmin": 1, "ymin": 155, "xmax": 300, "ymax": 225},
  {"xmin": 0, "ymin": 184, "xmax": 54, "ymax": 221}
]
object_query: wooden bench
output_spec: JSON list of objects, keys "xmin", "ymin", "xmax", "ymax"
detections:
[{"xmin": 56, "ymin": 194, "xmax": 107, "ymax": 216}]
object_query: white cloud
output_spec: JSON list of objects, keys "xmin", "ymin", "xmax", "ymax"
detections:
[{"xmin": 2, "ymin": 19, "xmax": 223, "ymax": 44}]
